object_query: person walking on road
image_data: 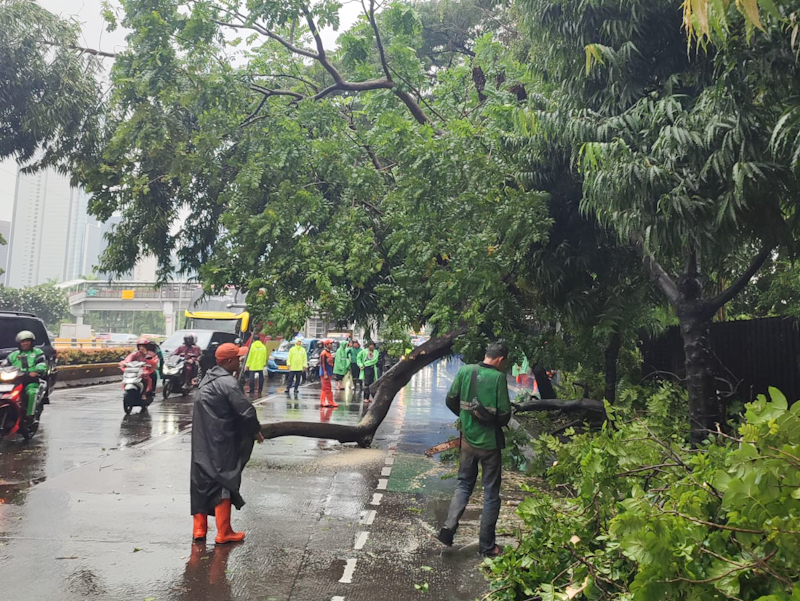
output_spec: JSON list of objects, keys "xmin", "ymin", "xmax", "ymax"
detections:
[
  {"xmin": 437, "ymin": 341, "xmax": 511, "ymax": 558},
  {"xmin": 287, "ymin": 339, "xmax": 308, "ymax": 396},
  {"xmin": 319, "ymin": 339, "xmax": 338, "ymax": 408},
  {"xmin": 357, "ymin": 341, "xmax": 380, "ymax": 402},
  {"xmin": 348, "ymin": 340, "xmax": 361, "ymax": 390},
  {"xmin": 191, "ymin": 343, "xmax": 263, "ymax": 544},
  {"xmin": 245, "ymin": 337, "xmax": 268, "ymax": 395},
  {"xmin": 333, "ymin": 339, "xmax": 349, "ymax": 391}
]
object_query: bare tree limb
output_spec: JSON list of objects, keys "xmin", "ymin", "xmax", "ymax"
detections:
[
  {"xmin": 709, "ymin": 244, "xmax": 774, "ymax": 311},
  {"xmin": 43, "ymin": 40, "xmax": 117, "ymax": 58},
  {"xmin": 363, "ymin": 0, "xmax": 392, "ymax": 81},
  {"xmin": 211, "ymin": 18, "xmax": 318, "ymax": 59},
  {"xmin": 644, "ymin": 255, "xmax": 681, "ymax": 306},
  {"xmin": 250, "ymin": 84, "xmax": 304, "ymax": 101},
  {"xmin": 260, "ymin": 328, "xmax": 466, "ymax": 446},
  {"xmin": 513, "ymin": 397, "xmax": 606, "ymax": 415},
  {"xmin": 255, "ymin": 73, "xmax": 319, "ymax": 92}
]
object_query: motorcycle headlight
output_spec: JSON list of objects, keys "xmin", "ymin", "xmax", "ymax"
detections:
[{"xmin": 0, "ymin": 370, "xmax": 18, "ymax": 381}]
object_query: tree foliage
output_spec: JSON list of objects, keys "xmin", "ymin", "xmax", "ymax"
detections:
[
  {"xmin": 485, "ymin": 387, "xmax": 800, "ymax": 600},
  {"xmin": 0, "ymin": 0, "xmax": 103, "ymax": 172},
  {"xmin": 0, "ymin": 283, "xmax": 69, "ymax": 329}
]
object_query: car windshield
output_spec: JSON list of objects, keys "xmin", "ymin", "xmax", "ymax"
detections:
[
  {"xmin": 275, "ymin": 340, "xmax": 294, "ymax": 353},
  {"xmin": 0, "ymin": 317, "xmax": 49, "ymax": 349},
  {"xmin": 161, "ymin": 330, "xmax": 213, "ymax": 355}
]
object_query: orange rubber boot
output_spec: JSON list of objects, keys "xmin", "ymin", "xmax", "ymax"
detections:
[
  {"xmin": 193, "ymin": 513, "xmax": 208, "ymax": 541},
  {"xmin": 214, "ymin": 499, "xmax": 245, "ymax": 544}
]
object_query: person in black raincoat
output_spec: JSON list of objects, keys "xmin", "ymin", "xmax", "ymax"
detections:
[{"xmin": 191, "ymin": 343, "xmax": 263, "ymax": 543}]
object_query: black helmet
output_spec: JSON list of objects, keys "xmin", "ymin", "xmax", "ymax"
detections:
[{"xmin": 183, "ymin": 333, "xmax": 196, "ymax": 345}]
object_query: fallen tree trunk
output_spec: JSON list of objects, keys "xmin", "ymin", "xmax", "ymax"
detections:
[
  {"xmin": 513, "ymin": 397, "xmax": 606, "ymax": 415},
  {"xmin": 260, "ymin": 328, "xmax": 466, "ymax": 447}
]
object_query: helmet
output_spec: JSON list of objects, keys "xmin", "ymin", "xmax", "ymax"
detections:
[
  {"xmin": 16, "ymin": 330, "xmax": 35, "ymax": 344},
  {"xmin": 317, "ymin": 341, "xmax": 324, "ymax": 348},
  {"xmin": 183, "ymin": 333, "xmax": 196, "ymax": 345},
  {"xmin": 324, "ymin": 339, "xmax": 333, "ymax": 345},
  {"xmin": 136, "ymin": 337, "xmax": 150, "ymax": 346}
]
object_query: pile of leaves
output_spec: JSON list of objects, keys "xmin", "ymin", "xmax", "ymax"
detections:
[
  {"xmin": 484, "ymin": 387, "xmax": 800, "ymax": 600},
  {"xmin": 57, "ymin": 348, "xmax": 134, "ymax": 366}
]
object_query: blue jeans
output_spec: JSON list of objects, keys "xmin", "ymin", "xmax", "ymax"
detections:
[{"xmin": 443, "ymin": 439, "xmax": 502, "ymax": 554}]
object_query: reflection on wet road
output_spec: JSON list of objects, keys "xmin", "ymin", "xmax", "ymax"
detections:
[{"xmin": 1, "ymin": 360, "xmax": 489, "ymax": 600}]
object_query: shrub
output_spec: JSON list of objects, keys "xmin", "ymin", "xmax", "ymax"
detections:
[
  {"xmin": 57, "ymin": 347, "xmax": 135, "ymax": 366},
  {"xmin": 484, "ymin": 388, "xmax": 800, "ymax": 600}
]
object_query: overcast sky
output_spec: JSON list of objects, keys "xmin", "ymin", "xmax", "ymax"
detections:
[{"xmin": 0, "ymin": 0, "xmax": 361, "ymax": 222}]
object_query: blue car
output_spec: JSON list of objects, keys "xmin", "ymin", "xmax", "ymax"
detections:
[{"xmin": 267, "ymin": 338, "xmax": 319, "ymax": 378}]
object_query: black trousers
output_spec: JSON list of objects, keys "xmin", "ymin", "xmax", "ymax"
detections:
[
  {"xmin": 287, "ymin": 371, "xmax": 303, "ymax": 391},
  {"xmin": 363, "ymin": 366, "xmax": 376, "ymax": 399},
  {"xmin": 350, "ymin": 363, "xmax": 360, "ymax": 384},
  {"xmin": 248, "ymin": 370, "xmax": 264, "ymax": 393}
]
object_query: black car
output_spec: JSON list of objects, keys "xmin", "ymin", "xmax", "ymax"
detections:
[
  {"xmin": 160, "ymin": 329, "xmax": 240, "ymax": 376},
  {"xmin": 0, "ymin": 311, "xmax": 58, "ymax": 397}
]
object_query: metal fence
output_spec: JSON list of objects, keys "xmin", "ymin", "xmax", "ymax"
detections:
[{"xmin": 641, "ymin": 316, "xmax": 800, "ymax": 404}]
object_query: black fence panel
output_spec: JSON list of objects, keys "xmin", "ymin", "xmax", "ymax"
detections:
[{"xmin": 642, "ymin": 317, "xmax": 800, "ymax": 404}]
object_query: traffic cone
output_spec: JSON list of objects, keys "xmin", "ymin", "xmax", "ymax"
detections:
[{"xmin": 214, "ymin": 499, "xmax": 245, "ymax": 544}]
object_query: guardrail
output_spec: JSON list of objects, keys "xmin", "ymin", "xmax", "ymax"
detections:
[{"xmin": 55, "ymin": 363, "xmax": 121, "ymax": 388}]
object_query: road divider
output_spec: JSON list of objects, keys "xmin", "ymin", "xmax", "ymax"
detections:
[{"xmin": 54, "ymin": 363, "xmax": 121, "ymax": 388}]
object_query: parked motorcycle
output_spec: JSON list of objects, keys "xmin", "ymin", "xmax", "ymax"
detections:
[
  {"xmin": 162, "ymin": 354, "xmax": 197, "ymax": 398},
  {"xmin": 121, "ymin": 361, "xmax": 155, "ymax": 414},
  {"xmin": 306, "ymin": 355, "xmax": 320, "ymax": 383},
  {"xmin": 0, "ymin": 366, "xmax": 46, "ymax": 440}
]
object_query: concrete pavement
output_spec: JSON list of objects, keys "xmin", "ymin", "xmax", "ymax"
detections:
[{"xmin": 0, "ymin": 360, "xmax": 496, "ymax": 600}]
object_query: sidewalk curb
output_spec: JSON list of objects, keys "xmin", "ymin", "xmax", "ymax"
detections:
[{"xmin": 54, "ymin": 363, "xmax": 120, "ymax": 389}]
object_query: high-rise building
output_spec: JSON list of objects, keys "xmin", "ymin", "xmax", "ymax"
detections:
[
  {"xmin": 5, "ymin": 169, "xmax": 113, "ymax": 287},
  {"xmin": 7, "ymin": 169, "xmax": 79, "ymax": 287}
]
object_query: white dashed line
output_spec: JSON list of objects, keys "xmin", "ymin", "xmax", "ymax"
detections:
[
  {"xmin": 377, "ymin": 478, "xmax": 388, "ymax": 490},
  {"xmin": 332, "ymin": 596, "xmax": 346, "ymax": 601},
  {"xmin": 385, "ymin": 456, "xmax": 394, "ymax": 465},
  {"xmin": 339, "ymin": 559, "xmax": 358, "ymax": 583},
  {"xmin": 381, "ymin": 466, "xmax": 392, "ymax": 477},
  {"xmin": 359, "ymin": 509, "xmax": 377, "ymax": 525},
  {"xmin": 370, "ymin": 493, "xmax": 383, "ymax": 506},
  {"xmin": 354, "ymin": 531, "xmax": 369, "ymax": 550}
]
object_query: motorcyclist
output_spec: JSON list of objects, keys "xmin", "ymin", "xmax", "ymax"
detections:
[
  {"xmin": 174, "ymin": 333, "xmax": 201, "ymax": 386},
  {"xmin": 121, "ymin": 337, "xmax": 159, "ymax": 397},
  {"xmin": 3, "ymin": 331, "xmax": 47, "ymax": 416}
]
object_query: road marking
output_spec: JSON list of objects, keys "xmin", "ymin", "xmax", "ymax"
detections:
[
  {"xmin": 354, "ymin": 531, "xmax": 369, "ymax": 550},
  {"xmin": 381, "ymin": 466, "xmax": 392, "ymax": 477},
  {"xmin": 370, "ymin": 493, "xmax": 383, "ymax": 506},
  {"xmin": 332, "ymin": 597, "xmax": 346, "ymax": 601},
  {"xmin": 359, "ymin": 509, "xmax": 376, "ymax": 525},
  {"xmin": 339, "ymin": 559, "xmax": 357, "ymax": 583},
  {"xmin": 384, "ymin": 456, "xmax": 394, "ymax": 465},
  {"xmin": 377, "ymin": 478, "xmax": 388, "ymax": 490}
]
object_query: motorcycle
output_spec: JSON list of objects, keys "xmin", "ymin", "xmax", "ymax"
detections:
[
  {"xmin": 121, "ymin": 360, "xmax": 155, "ymax": 414},
  {"xmin": 306, "ymin": 355, "xmax": 320, "ymax": 383},
  {"xmin": 0, "ymin": 366, "xmax": 46, "ymax": 441},
  {"xmin": 162, "ymin": 354, "xmax": 197, "ymax": 398}
]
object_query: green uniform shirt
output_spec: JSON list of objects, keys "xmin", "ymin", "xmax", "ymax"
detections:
[
  {"xmin": 7, "ymin": 348, "xmax": 47, "ymax": 375},
  {"xmin": 446, "ymin": 363, "xmax": 511, "ymax": 450},
  {"xmin": 347, "ymin": 346, "xmax": 360, "ymax": 364}
]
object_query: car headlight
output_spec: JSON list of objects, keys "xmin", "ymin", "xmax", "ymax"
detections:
[{"xmin": 0, "ymin": 370, "xmax": 18, "ymax": 381}]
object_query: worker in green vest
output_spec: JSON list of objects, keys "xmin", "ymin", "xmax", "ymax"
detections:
[
  {"xmin": 4, "ymin": 331, "xmax": 47, "ymax": 415},
  {"xmin": 356, "ymin": 341, "xmax": 381, "ymax": 402}
]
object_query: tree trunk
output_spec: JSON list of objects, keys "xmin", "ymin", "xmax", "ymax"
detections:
[
  {"xmin": 677, "ymin": 305, "xmax": 722, "ymax": 443},
  {"xmin": 533, "ymin": 367, "xmax": 556, "ymax": 400},
  {"xmin": 259, "ymin": 328, "xmax": 465, "ymax": 447},
  {"xmin": 603, "ymin": 330, "xmax": 622, "ymax": 403},
  {"xmin": 514, "ymin": 397, "xmax": 606, "ymax": 415}
]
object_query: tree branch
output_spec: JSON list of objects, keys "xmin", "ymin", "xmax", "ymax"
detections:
[
  {"xmin": 260, "ymin": 328, "xmax": 466, "ymax": 446},
  {"xmin": 43, "ymin": 40, "xmax": 117, "ymax": 59},
  {"xmin": 255, "ymin": 73, "xmax": 319, "ymax": 92},
  {"xmin": 363, "ymin": 0, "xmax": 392, "ymax": 81},
  {"xmin": 250, "ymin": 85, "xmax": 304, "ymax": 101},
  {"xmin": 709, "ymin": 244, "xmax": 774, "ymax": 311},
  {"xmin": 513, "ymin": 397, "xmax": 606, "ymax": 415},
  {"xmin": 644, "ymin": 255, "xmax": 680, "ymax": 306},
  {"xmin": 211, "ymin": 18, "xmax": 318, "ymax": 59},
  {"xmin": 313, "ymin": 78, "xmax": 395, "ymax": 101}
]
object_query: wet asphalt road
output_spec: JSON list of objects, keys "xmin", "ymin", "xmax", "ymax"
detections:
[{"xmin": 0, "ymin": 360, "xmax": 491, "ymax": 600}]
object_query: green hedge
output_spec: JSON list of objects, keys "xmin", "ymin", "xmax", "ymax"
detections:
[{"xmin": 57, "ymin": 347, "xmax": 135, "ymax": 366}]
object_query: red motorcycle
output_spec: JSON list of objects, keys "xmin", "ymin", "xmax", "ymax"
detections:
[{"xmin": 0, "ymin": 366, "xmax": 46, "ymax": 441}]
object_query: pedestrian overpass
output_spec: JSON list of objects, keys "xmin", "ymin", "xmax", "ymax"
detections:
[{"xmin": 57, "ymin": 280, "xmax": 202, "ymax": 335}]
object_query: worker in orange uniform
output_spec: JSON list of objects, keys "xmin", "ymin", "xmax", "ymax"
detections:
[{"xmin": 319, "ymin": 339, "xmax": 338, "ymax": 408}]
